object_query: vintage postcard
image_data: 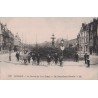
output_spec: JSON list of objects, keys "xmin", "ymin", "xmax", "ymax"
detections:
[{"xmin": 0, "ymin": 17, "xmax": 98, "ymax": 80}]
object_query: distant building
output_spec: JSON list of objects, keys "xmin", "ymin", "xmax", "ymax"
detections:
[{"xmin": 68, "ymin": 38, "xmax": 77, "ymax": 48}]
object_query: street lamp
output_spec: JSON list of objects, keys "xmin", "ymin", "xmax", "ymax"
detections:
[
  {"xmin": 51, "ymin": 34, "xmax": 56, "ymax": 47},
  {"xmin": 75, "ymin": 42, "xmax": 77, "ymax": 51},
  {"xmin": 60, "ymin": 39, "xmax": 65, "ymax": 56},
  {"xmin": 61, "ymin": 39, "xmax": 64, "ymax": 44}
]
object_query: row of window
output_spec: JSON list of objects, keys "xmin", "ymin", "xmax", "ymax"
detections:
[
  {"xmin": 79, "ymin": 45, "xmax": 88, "ymax": 52},
  {"xmin": 78, "ymin": 37, "xmax": 89, "ymax": 43}
]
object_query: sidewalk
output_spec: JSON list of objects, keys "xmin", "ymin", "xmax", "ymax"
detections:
[
  {"xmin": 0, "ymin": 52, "xmax": 16, "ymax": 63},
  {"xmin": 90, "ymin": 55, "xmax": 98, "ymax": 65}
]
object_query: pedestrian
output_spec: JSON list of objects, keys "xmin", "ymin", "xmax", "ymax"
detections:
[
  {"xmin": 59, "ymin": 55, "xmax": 63, "ymax": 66},
  {"xmin": 16, "ymin": 51, "xmax": 20, "ymax": 61},
  {"xmin": 28, "ymin": 52, "xmax": 31, "ymax": 63},
  {"xmin": 23, "ymin": 50, "xmax": 28, "ymax": 65},
  {"xmin": 47, "ymin": 54, "xmax": 51, "ymax": 65},
  {"xmin": 36, "ymin": 53, "xmax": 40, "ymax": 65},
  {"xmin": 31, "ymin": 52, "xmax": 36, "ymax": 65},
  {"xmin": 74, "ymin": 53, "xmax": 79, "ymax": 62},
  {"xmin": 84, "ymin": 53, "xmax": 87, "ymax": 64},
  {"xmin": 86, "ymin": 53, "xmax": 90, "ymax": 67},
  {"xmin": 54, "ymin": 53, "xmax": 58, "ymax": 65}
]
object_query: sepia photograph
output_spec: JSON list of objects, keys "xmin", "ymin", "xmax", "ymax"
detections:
[{"xmin": 0, "ymin": 17, "xmax": 98, "ymax": 80}]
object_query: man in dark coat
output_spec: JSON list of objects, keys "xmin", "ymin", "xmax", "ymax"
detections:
[
  {"xmin": 74, "ymin": 53, "xmax": 79, "ymax": 62},
  {"xmin": 84, "ymin": 53, "xmax": 87, "ymax": 64},
  {"xmin": 36, "ymin": 53, "xmax": 40, "ymax": 65},
  {"xmin": 86, "ymin": 54, "xmax": 90, "ymax": 67},
  {"xmin": 54, "ymin": 53, "xmax": 58, "ymax": 65},
  {"xmin": 31, "ymin": 53, "xmax": 36, "ymax": 65},
  {"xmin": 27, "ymin": 52, "xmax": 31, "ymax": 63},
  {"xmin": 16, "ymin": 51, "xmax": 20, "ymax": 61},
  {"xmin": 59, "ymin": 55, "xmax": 63, "ymax": 66},
  {"xmin": 47, "ymin": 54, "xmax": 51, "ymax": 65}
]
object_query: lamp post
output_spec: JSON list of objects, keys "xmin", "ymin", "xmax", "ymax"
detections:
[
  {"xmin": 9, "ymin": 42, "xmax": 11, "ymax": 61},
  {"xmin": 60, "ymin": 39, "xmax": 65, "ymax": 56},
  {"xmin": 75, "ymin": 42, "xmax": 77, "ymax": 51}
]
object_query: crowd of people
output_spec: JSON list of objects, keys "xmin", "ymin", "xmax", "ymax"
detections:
[
  {"xmin": 15, "ymin": 50, "xmax": 90, "ymax": 67},
  {"xmin": 15, "ymin": 50, "xmax": 64, "ymax": 66}
]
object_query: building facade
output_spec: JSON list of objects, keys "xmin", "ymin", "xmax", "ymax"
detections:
[
  {"xmin": 77, "ymin": 23, "xmax": 89, "ymax": 54},
  {"xmin": 77, "ymin": 18, "xmax": 98, "ymax": 55},
  {"xmin": 0, "ymin": 22, "xmax": 14, "ymax": 53},
  {"xmin": 89, "ymin": 19, "xmax": 98, "ymax": 55}
]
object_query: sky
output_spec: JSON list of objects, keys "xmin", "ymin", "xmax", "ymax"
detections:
[{"xmin": 0, "ymin": 17, "xmax": 94, "ymax": 44}]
